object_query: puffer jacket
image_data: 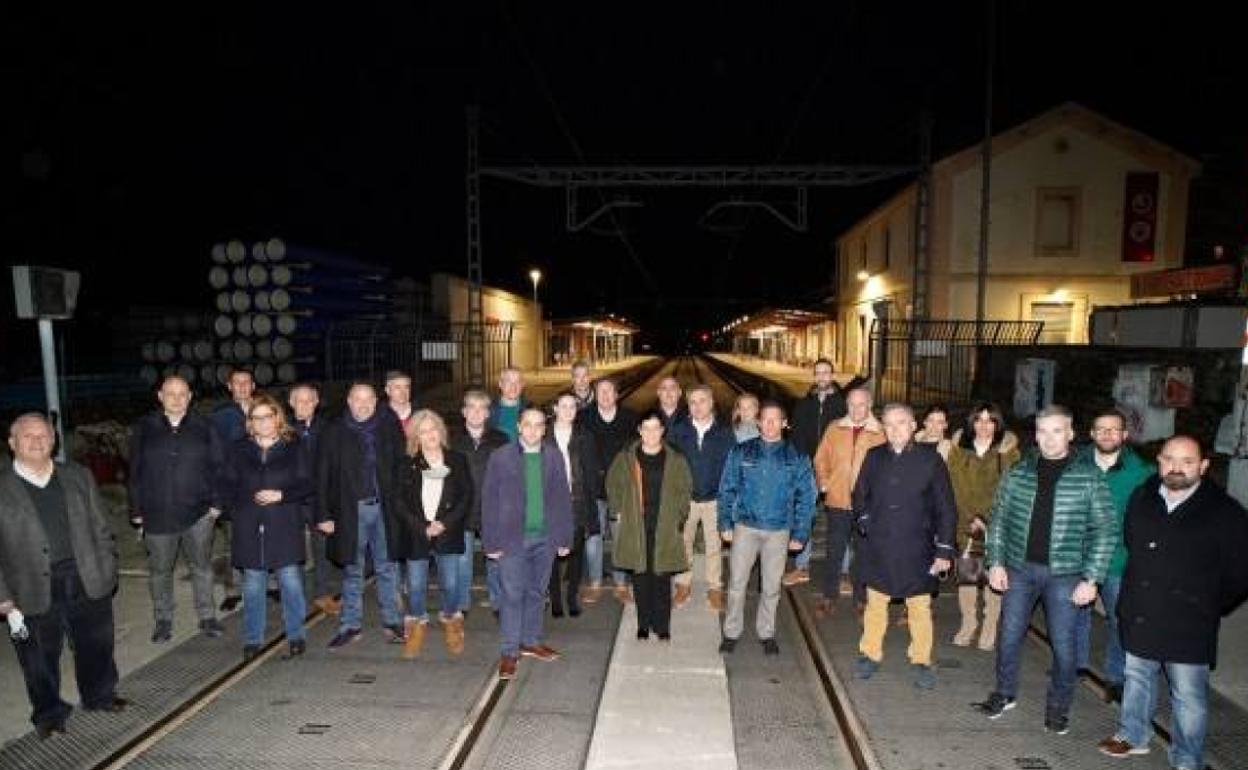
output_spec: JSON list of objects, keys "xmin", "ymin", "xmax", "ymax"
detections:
[
  {"xmin": 946, "ymin": 430, "xmax": 1021, "ymax": 540},
  {"xmin": 1076, "ymin": 444, "xmax": 1154, "ymax": 577},
  {"xmin": 716, "ymin": 437, "xmax": 817, "ymax": 544},
  {"xmin": 813, "ymin": 415, "xmax": 885, "ymax": 510},
  {"xmin": 985, "ymin": 449, "xmax": 1117, "ymax": 581}
]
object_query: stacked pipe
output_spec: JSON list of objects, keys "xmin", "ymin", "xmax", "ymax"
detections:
[
  {"xmin": 204, "ymin": 238, "xmax": 392, "ymax": 386},
  {"xmin": 135, "ymin": 310, "xmax": 220, "ymax": 388}
]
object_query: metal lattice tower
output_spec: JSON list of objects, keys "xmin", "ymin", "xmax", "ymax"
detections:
[{"xmin": 465, "ymin": 107, "xmax": 485, "ymax": 386}]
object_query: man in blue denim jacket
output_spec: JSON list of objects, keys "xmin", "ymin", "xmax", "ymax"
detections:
[{"xmin": 716, "ymin": 401, "xmax": 817, "ymax": 655}]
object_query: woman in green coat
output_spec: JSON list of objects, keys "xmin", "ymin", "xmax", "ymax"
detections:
[
  {"xmin": 607, "ymin": 409, "xmax": 692, "ymax": 640},
  {"xmin": 946, "ymin": 402, "xmax": 1020, "ymax": 651}
]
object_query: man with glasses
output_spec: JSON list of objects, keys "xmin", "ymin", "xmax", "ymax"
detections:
[{"xmin": 1073, "ymin": 410, "xmax": 1153, "ymax": 702}]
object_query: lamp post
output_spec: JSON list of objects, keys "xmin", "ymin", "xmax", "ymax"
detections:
[{"xmin": 529, "ymin": 269, "xmax": 543, "ymax": 367}]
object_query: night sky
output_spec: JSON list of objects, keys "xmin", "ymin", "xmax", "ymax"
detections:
[{"xmin": 5, "ymin": 3, "xmax": 1246, "ymax": 375}]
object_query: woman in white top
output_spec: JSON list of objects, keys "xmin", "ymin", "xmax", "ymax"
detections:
[{"xmin": 399, "ymin": 409, "xmax": 473, "ymax": 658}]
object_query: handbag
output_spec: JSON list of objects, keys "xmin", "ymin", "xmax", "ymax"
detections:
[{"xmin": 955, "ymin": 534, "xmax": 985, "ymax": 585}]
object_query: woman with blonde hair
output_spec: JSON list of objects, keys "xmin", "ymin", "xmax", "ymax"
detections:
[
  {"xmin": 220, "ymin": 393, "xmax": 313, "ymax": 660},
  {"xmin": 731, "ymin": 392, "xmax": 761, "ymax": 443},
  {"xmin": 397, "ymin": 409, "xmax": 473, "ymax": 657}
]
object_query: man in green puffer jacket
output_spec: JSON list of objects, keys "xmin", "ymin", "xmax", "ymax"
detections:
[
  {"xmin": 1073, "ymin": 409, "xmax": 1154, "ymax": 702},
  {"xmin": 976, "ymin": 405, "xmax": 1117, "ymax": 736}
]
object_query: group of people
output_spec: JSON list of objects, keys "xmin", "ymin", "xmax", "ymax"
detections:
[{"xmin": 3, "ymin": 356, "xmax": 1247, "ymax": 770}]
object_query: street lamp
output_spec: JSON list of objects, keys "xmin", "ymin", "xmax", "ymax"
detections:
[{"xmin": 529, "ymin": 268, "xmax": 542, "ymax": 304}]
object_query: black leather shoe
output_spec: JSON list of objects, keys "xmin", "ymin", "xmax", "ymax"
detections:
[
  {"xmin": 242, "ymin": 644, "xmax": 261, "ymax": 662},
  {"xmin": 718, "ymin": 637, "xmax": 737, "ymax": 654},
  {"xmin": 761, "ymin": 638, "xmax": 780, "ymax": 656},
  {"xmin": 636, "ymin": 628, "xmax": 650, "ymax": 640},
  {"xmin": 219, "ymin": 595, "xmax": 242, "ymax": 612},
  {"xmin": 199, "ymin": 618, "xmax": 225, "ymax": 638},
  {"xmin": 36, "ymin": 722, "xmax": 66, "ymax": 740},
  {"xmin": 85, "ymin": 696, "xmax": 130, "ymax": 713},
  {"xmin": 151, "ymin": 620, "xmax": 173, "ymax": 644},
  {"xmin": 568, "ymin": 603, "xmax": 582, "ymax": 617},
  {"xmin": 283, "ymin": 640, "xmax": 306, "ymax": 659}
]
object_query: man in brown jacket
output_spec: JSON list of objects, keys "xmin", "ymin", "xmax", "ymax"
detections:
[{"xmin": 811, "ymin": 387, "xmax": 885, "ymax": 613}]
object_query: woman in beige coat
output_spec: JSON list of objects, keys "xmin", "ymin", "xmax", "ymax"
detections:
[{"xmin": 945, "ymin": 403, "xmax": 1019, "ymax": 650}]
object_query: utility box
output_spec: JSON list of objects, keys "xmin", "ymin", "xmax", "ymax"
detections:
[{"xmin": 12, "ymin": 266, "xmax": 81, "ymax": 320}]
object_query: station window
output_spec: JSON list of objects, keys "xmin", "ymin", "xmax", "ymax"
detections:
[{"xmin": 1035, "ymin": 187, "xmax": 1081, "ymax": 257}]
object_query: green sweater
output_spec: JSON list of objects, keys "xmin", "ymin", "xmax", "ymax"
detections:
[
  {"xmin": 985, "ymin": 449, "xmax": 1118, "ymax": 582},
  {"xmin": 524, "ymin": 451, "xmax": 544, "ymax": 536},
  {"xmin": 1079, "ymin": 445, "xmax": 1154, "ymax": 577}
]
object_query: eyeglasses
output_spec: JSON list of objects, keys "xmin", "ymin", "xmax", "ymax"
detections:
[
  {"xmin": 1092, "ymin": 427, "xmax": 1123, "ymax": 435},
  {"xmin": 249, "ymin": 411, "xmax": 277, "ymax": 421}
]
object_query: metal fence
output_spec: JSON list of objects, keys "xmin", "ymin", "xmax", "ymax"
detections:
[
  {"xmin": 866, "ymin": 319, "xmax": 1043, "ymax": 408},
  {"xmin": 324, "ymin": 320, "xmax": 514, "ymax": 391}
]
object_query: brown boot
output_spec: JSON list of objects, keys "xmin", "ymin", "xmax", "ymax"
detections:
[
  {"xmin": 814, "ymin": 596, "xmax": 835, "ymax": 618},
  {"xmin": 978, "ymin": 589, "xmax": 1001, "ymax": 651},
  {"xmin": 706, "ymin": 589, "xmax": 725, "ymax": 612},
  {"xmin": 581, "ymin": 582, "xmax": 602, "ymax": 604},
  {"xmin": 442, "ymin": 615, "xmax": 465, "ymax": 656},
  {"xmin": 673, "ymin": 583, "xmax": 692, "ymax": 607},
  {"xmin": 614, "ymin": 584, "xmax": 633, "ymax": 604},
  {"xmin": 952, "ymin": 585, "xmax": 979, "ymax": 647},
  {"xmin": 313, "ymin": 595, "xmax": 342, "ymax": 616},
  {"xmin": 781, "ymin": 568, "xmax": 810, "ymax": 587},
  {"xmin": 402, "ymin": 617, "xmax": 426, "ymax": 659}
]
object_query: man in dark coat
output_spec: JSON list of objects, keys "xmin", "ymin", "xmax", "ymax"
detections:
[
  {"xmin": 129, "ymin": 375, "xmax": 226, "ymax": 642},
  {"xmin": 481, "ymin": 408, "xmax": 574, "ymax": 680},
  {"xmin": 289, "ymin": 382, "xmax": 339, "ymax": 615},
  {"xmin": 1, "ymin": 413, "xmax": 127, "ymax": 739},
  {"xmin": 210, "ymin": 366, "xmax": 254, "ymax": 611},
  {"xmin": 1098, "ymin": 435, "xmax": 1248, "ymax": 770},
  {"xmin": 851, "ymin": 402, "xmax": 956, "ymax": 690},
  {"xmin": 579, "ymin": 377, "xmax": 638, "ymax": 601},
  {"xmin": 668, "ymin": 384, "xmax": 735, "ymax": 610},
  {"xmin": 448, "ymin": 389, "xmax": 510, "ymax": 615},
  {"xmin": 316, "ymin": 382, "xmax": 410, "ymax": 649},
  {"xmin": 784, "ymin": 358, "xmax": 864, "ymax": 588}
]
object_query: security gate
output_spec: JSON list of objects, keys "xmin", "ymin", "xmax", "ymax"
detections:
[{"xmin": 867, "ymin": 319, "xmax": 1043, "ymax": 408}]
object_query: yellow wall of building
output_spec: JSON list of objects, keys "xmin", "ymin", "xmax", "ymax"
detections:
[
  {"xmin": 832, "ymin": 108, "xmax": 1196, "ymax": 369},
  {"xmin": 434, "ymin": 273, "xmax": 542, "ymax": 372}
]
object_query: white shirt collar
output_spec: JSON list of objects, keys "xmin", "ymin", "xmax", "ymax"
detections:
[
  {"xmin": 13, "ymin": 460, "xmax": 54, "ymax": 489},
  {"xmin": 1159, "ymin": 482, "xmax": 1200, "ymax": 513}
]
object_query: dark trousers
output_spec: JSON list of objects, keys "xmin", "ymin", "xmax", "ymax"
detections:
[
  {"xmin": 549, "ymin": 526, "xmax": 585, "ymax": 613},
  {"xmin": 309, "ymin": 528, "xmax": 340, "ymax": 598},
  {"xmin": 498, "ymin": 536, "xmax": 555, "ymax": 657},
  {"xmin": 823, "ymin": 507, "xmax": 865, "ymax": 603},
  {"xmin": 632, "ymin": 570, "xmax": 673, "ymax": 635},
  {"xmin": 12, "ymin": 561, "xmax": 119, "ymax": 728}
]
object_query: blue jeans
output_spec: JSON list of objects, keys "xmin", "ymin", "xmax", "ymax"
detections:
[
  {"xmin": 994, "ymin": 562, "xmax": 1082, "ymax": 716},
  {"xmin": 1074, "ymin": 574, "xmax": 1124, "ymax": 684},
  {"xmin": 1119, "ymin": 652, "xmax": 1209, "ymax": 770},
  {"xmin": 242, "ymin": 565, "xmax": 306, "ymax": 646},
  {"xmin": 497, "ymin": 536, "xmax": 555, "ymax": 657},
  {"xmin": 340, "ymin": 500, "xmax": 400, "ymax": 632},
  {"xmin": 585, "ymin": 499, "xmax": 627, "ymax": 586},
  {"xmin": 406, "ymin": 552, "xmax": 459, "ymax": 621},
  {"xmin": 454, "ymin": 531, "xmax": 475, "ymax": 613}
]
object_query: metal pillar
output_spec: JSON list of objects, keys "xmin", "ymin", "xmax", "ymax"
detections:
[
  {"xmin": 1228, "ymin": 310, "xmax": 1248, "ymax": 507},
  {"xmin": 976, "ymin": 0, "xmax": 996, "ymax": 338},
  {"xmin": 38, "ymin": 319, "xmax": 67, "ymax": 461},
  {"xmin": 465, "ymin": 106, "xmax": 484, "ymax": 386},
  {"xmin": 906, "ymin": 111, "xmax": 934, "ymax": 403}
]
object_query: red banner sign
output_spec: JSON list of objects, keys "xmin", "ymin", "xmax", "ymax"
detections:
[
  {"xmin": 1129, "ymin": 263, "xmax": 1237, "ymax": 298},
  {"xmin": 1122, "ymin": 171, "xmax": 1159, "ymax": 262}
]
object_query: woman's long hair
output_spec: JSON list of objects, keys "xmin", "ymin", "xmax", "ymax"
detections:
[
  {"xmin": 959, "ymin": 401, "xmax": 1005, "ymax": 450},
  {"xmin": 406, "ymin": 408, "xmax": 449, "ymax": 456}
]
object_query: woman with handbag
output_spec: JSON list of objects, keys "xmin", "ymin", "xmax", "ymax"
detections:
[{"xmin": 946, "ymin": 402, "xmax": 1019, "ymax": 651}]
